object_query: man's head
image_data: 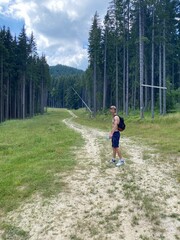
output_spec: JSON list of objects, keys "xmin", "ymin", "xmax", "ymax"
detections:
[{"xmin": 110, "ymin": 105, "xmax": 116, "ymax": 115}]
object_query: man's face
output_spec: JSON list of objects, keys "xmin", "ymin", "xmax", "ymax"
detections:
[{"xmin": 110, "ymin": 108, "xmax": 115, "ymax": 114}]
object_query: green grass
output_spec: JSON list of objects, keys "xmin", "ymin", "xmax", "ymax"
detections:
[
  {"xmin": 73, "ymin": 109, "xmax": 180, "ymax": 155},
  {"xmin": 1, "ymin": 224, "xmax": 29, "ymax": 240},
  {"xmin": 0, "ymin": 108, "xmax": 83, "ymax": 213},
  {"xmin": 120, "ymin": 166, "xmax": 162, "ymax": 226},
  {"xmin": 125, "ymin": 112, "xmax": 180, "ymax": 155},
  {"xmin": 73, "ymin": 109, "xmax": 180, "ymax": 182}
]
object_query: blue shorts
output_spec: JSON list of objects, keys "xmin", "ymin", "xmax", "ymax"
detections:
[{"xmin": 112, "ymin": 131, "xmax": 120, "ymax": 148}]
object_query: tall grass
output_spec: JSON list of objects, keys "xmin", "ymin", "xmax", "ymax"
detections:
[{"xmin": 0, "ymin": 109, "xmax": 83, "ymax": 213}]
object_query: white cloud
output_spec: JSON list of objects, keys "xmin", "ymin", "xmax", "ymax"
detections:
[
  {"xmin": 0, "ymin": 0, "xmax": 109, "ymax": 70},
  {"xmin": 44, "ymin": 1, "xmax": 64, "ymax": 13},
  {"xmin": 0, "ymin": 0, "xmax": 9, "ymax": 4}
]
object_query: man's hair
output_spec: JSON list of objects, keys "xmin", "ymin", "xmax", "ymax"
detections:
[{"xmin": 110, "ymin": 105, "xmax": 116, "ymax": 110}]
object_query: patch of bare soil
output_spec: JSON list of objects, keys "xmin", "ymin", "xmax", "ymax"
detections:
[{"xmin": 1, "ymin": 110, "xmax": 179, "ymax": 240}]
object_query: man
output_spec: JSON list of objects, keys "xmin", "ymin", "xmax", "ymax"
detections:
[{"xmin": 109, "ymin": 105, "xmax": 125, "ymax": 167}]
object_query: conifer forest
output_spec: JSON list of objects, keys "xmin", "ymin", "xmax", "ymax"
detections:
[
  {"xmin": 1, "ymin": 0, "xmax": 180, "ymax": 120},
  {"xmin": 0, "ymin": 26, "xmax": 50, "ymax": 123},
  {"xmin": 86, "ymin": 0, "xmax": 180, "ymax": 117}
]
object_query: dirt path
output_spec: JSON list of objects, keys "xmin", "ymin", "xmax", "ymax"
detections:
[{"xmin": 1, "ymin": 110, "xmax": 179, "ymax": 240}]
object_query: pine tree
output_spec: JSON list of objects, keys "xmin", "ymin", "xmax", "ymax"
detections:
[
  {"xmin": 139, "ymin": 0, "xmax": 144, "ymax": 119},
  {"xmin": 0, "ymin": 26, "xmax": 50, "ymax": 123},
  {"xmin": 84, "ymin": 0, "xmax": 180, "ymax": 115},
  {"xmin": 88, "ymin": 12, "xmax": 102, "ymax": 115},
  {"xmin": 18, "ymin": 26, "xmax": 29, "ymax": 118}
]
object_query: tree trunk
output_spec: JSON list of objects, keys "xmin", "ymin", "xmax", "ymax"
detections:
[
  {"xmin": 44, "ymin": 88, "xmax": 48, "ymax": 112},
  {"xmin": 163, "ymin": 19, "xmax": 166, "ymax": 115},
  {"xmin": 123, "ymin": 44, "xmax": 126, "ymax": 114},
  {"xmin": 41, "ymin": 77, "xmax": 44, "ymax": 114},
  {"xmin": 172, "ymin": 62, "xmax": 175, "ymax": 90},
  {"xmin": 125, "ymin": 0, "xmax": 130, "ymax": 116},
  {"xmin": 6, "ymin": 74, "xmax": 9, "ymax": 120},
  {"xmin": 0, "ymin": 54, "xmax": 3, "ymax": 123},
  {"xmin": 144, "ymin": 62, "xmax": 148, "ymax": 110},
  {"xmin": 14, "ymin": 90, "xmax": 17, "ymax": 119},
  {"xmin": 178, "ymin": 62, "xmax": 180, "ymax": 89},
  {"xmin": 151, "ymin": 6, "xmax": 155, "ymax": 119},
  {"xmin": 123, "ymin": 3, "xmax": 126, "ymax": 114},
  {"xmin": 22, "ymin": 72, "xmax": 26, "ymax": 119},
  {"xmin": 133, "ymin": 75, "xmax": 137, "ymax": 111},
  {"xmin": 29, "ymin": 76, "xmax": 32, "ymax": 117},
  {"xmin": 116, "ymin": 44, "xmax": 119, "ymax": 112},
  {"xmin": 93, "ymin": 55, "xmax": 97, "ymax": 115},
  {"xmin": 17, "ymin": 83, "xmax": 20, "ymax": 118},
  {"xmin": 159, "ymin": 44, "xmax": 162, "ymax": 115},
  {"xmin": 32, "ymin": 82, "xmax": 35, "ymax": 116},
  {"xmin": 139, "ymin": 0, "xmax": 144, "ymax": 119},
  {"xmin": 126, "ymin": 44, "xmax": 129, "ymax": 115},
  {"xmin": 103, "ymin": 31, "xmax": 107, "ymax": 110},
  {"xmin": 9, "ymin": 76, "xmax": 12, "ymax": 118}
]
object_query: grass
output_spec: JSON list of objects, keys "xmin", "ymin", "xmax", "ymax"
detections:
[
  {"xmin": 0, "ymin": 108, "xmax": 83, "ymax": 213},
  {"xmin": 73, "ymin": 109, "xmax": 180, "ymax": 181},
  {"xmin": 1, "ymin": 224, "xmax": 29, "ymax": 240},
  {"xmin": 125, "ymin": 112, "xmax": 180, "ymax": 155},
  {"xmin": 132, "ymin": 215, "xmax": 139, "ymax": 226},
  {"xmin": 73, "ymin": 109, "xmax": 180, "ymax": 155},
  {"xmin": 120, "ymin": 166, "xmax": 162, "ymax": 226},
  {"xmin": 70, "ymin": 235, "xmax": 82, "ymax": 240},
  {"xmin": 139, "ymin": 235, "xmax": 151, "ymax": 240}
]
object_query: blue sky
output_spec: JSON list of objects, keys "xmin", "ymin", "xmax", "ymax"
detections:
[
  {"xmin": 0, "ymin": 14, "xmax": 24, "ymax": 35},
  {"xmin": 0, "ymin": 0, "xmax": 109, "ymax": 70}
]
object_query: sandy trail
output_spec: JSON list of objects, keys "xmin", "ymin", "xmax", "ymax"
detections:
[{"xmin": 1, "ymin": 110, "xmax": 179, "ymax": 240}]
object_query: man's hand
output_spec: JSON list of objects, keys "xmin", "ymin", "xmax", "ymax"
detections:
[{"xmin": 109, "ymin": 133, "xmax": 113, "ymax": 139}]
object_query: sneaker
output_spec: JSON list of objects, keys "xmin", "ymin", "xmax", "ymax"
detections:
[
  {"xmin": 109, "ymin": 159, "xmax": 116, "ymax": 164},
  {"xmin": 116, "ymin": 159, "xmax": 125, "ymax": 167}
]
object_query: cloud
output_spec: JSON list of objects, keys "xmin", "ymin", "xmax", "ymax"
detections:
[{"xmin": 0, "ymin": 0, "xmax": 109, "ymax": 70}]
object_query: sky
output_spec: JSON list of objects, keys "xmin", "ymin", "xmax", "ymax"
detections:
[{"xmin": 0, "ymin": 0, "xmax": 110, "ymax": 70}]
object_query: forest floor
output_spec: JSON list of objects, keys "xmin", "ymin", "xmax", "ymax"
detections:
[{"xmin": 1, "ymin": 110, "xmax": 180, "ymax": 240}]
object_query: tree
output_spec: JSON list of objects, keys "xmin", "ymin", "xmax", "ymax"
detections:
[
  {"xmin": 84, "ymin": 0, "xmax": 180, "ymax": 116},
  {"xmin": 139, "ymin": 0, "xmax": 144, "ymax": 119},
  {"xmin": 88, "ymin": 12, "xmax": 102, "ymax": 115},
  {"xmin": 151, "ymin": 5, "xmax": 155, "ymax": 119},
  {"xmin": 0, "ymin": 26, "xmax": 50, "ymax": 124},
  {"xmin": 102, "ymin": 12, "xmax": 109, "ymax": 110},
  {"xmin": 125, "ymin": 0, "xmax": 130, "ymax": 116},
  {"xmin": 28, "ymin": 32, "xmax": 37, "ymax": 117},
  {"xmin": 18, "ymin": 26, "xmax": 29, "ymax": 119}
]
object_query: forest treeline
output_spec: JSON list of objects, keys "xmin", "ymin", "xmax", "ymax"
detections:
[
  {"xmin": 0, "ymin": 26, "xmax": 50, "ymax": 123},
  {"xmin": 48, "ymin": 65, "xmax": 84, "ymax": 109},
  {"xmin": 85, "ymin": 0, "xmax": 180, "ymax": 117},
  {"xmin": 48, "ymin": 0, "xmax": 180, "ymax": 117},
  {"xmin": 50, "ymin": 64, "xmax": 84, "ymax": 78},
  {"xmin": 1, "ymin": 0, "xmax": 180, "ymax": 122}
]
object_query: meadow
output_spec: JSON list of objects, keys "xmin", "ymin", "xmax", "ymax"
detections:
[
  {"xmin": 73, "ymin": 109, "xmax": 180, "ymax": 182},
  {"xmin": 0, "ymin": 109, "xmax": 83, "ymax": 213},
  {"xmin": 1, "ymin": 108, "xmax": 179, "ymax": 215},
  {"xmin": 0, "ymin": 108, "xmax": 179, "ymax": 240},
  {"xmin": 73, "ymin": 109, "xmax": 180, "ymax": 155}
]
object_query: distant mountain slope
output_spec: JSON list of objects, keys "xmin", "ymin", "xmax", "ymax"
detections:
[{"xmin": 49, "ymin": 64, "xmax": 84, "ymax": 78}]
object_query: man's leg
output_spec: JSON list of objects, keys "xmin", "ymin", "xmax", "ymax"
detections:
[
  {"xmin": 116, "ymin": 147, "xmax": 122, "ymax": 159},
  {"xmin": 113, "ymin": 147, "xmax": 116, "ymax": 159},
  {"xmin": 116, "ymin": 147, "xmax": 125, "ymax": 167},
  {"xmin": 109, "ymin": 147, "xmax": 116, "ymax": 163}
]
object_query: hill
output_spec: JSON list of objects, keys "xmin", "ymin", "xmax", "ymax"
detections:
[{"xmin": 49, "ymin": 64, "xmax": 84, "ymax": 78}]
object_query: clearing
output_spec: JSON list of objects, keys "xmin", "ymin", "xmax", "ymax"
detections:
[{"xmin": 1, "ymin": 110, "xmax": 179, "ymax": 240}]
